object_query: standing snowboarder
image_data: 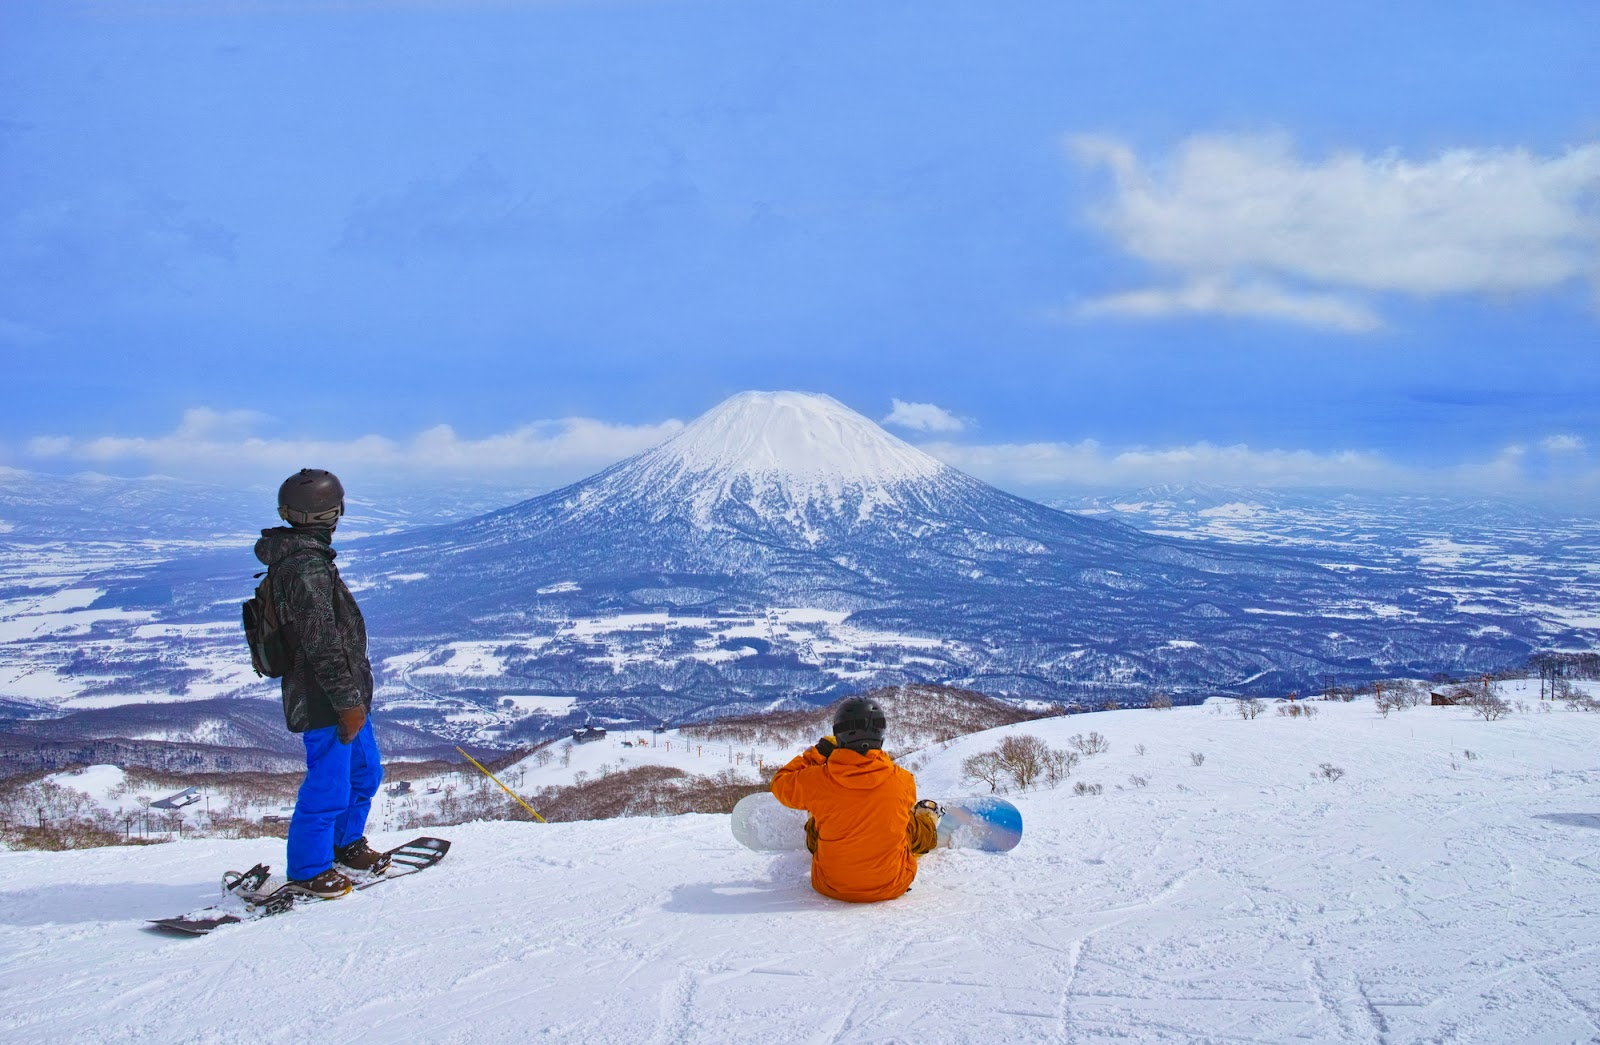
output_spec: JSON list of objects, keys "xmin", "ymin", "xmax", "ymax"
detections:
[
  {"xmin": 770, "ymin": 697, "xmax": 939, "ymax": 903},
  {"xmin": 257, "ymin": 468, "xmax": 386, "ymax": 897}
]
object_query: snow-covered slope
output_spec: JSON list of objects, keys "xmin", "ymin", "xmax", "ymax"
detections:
[{"xmin": 3, "ymin": 697, "xmax": 1597, "ymax": 1043}]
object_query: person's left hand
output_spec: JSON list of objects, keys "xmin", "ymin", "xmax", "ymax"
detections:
[
  {"xmin": 336, "ymin": 705, "xmax": 367, "ymax": 744},
  {"xmin": 814, "ymin": 735, "xmax": 837, "ymax": 759}
]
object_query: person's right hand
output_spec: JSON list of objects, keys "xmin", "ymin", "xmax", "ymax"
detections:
[
  {"xmin": 815, "ymin": 735, "xmax": 837, "ymax": 759},
  {"xmin": 336, "ymin": 705, "xmax": 367, "ymax": 744}
]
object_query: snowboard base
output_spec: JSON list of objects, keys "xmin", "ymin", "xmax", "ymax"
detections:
[
  {"xmin": 730, "ymin": 793, "xmax": 1022, "ymax": 853},
  {"xmin": 149, "ymin": 836, "xmax": 450, "ymax": 936}
]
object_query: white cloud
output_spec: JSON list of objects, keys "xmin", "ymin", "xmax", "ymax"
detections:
[
  {"xmin": 916, "ymin": 433, "xmax": 1600, "ymax": 503},
  {"xmin": 882, "ymin": 399, "xmax": 967, "ymax": 433},
  {"xmin": 1075, "ymin": 278, "xmax": 1381, "ymax": 333},
  {"xmin": 1541, "ymin": 434, "xmax": 1586, "ymax": 453},
  {"xmin": 922, "ymin": 438, "xmax": 1403, "ymax": 490},
  {"xmin": 1071, "ymin": 134, "xmax": 1600, "ymax": 330},
  {"xmin": 25, "ymin": 411, "xmax": 685, "ymax": 480}
]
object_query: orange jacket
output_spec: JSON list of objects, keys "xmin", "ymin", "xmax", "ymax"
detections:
[{"xmin": 770, "ymin": 744, "xmax": 924, "ymax": 903}]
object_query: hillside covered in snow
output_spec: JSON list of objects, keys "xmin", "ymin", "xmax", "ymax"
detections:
[{"xmin": 2, "ymin": 692, "xmax": 1596, "ymax": 1043}]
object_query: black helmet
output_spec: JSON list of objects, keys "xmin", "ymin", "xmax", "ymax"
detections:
[
  {"xmin": 277, "ymin": 468, "xmax": 345, "ymax": 527},
  {"xmin": 832, "ymin": 696, "xmax": 886, "ymax": 752}
]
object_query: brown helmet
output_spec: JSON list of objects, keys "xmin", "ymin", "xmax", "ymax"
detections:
[{"xmin": 277, "ymin": 468, "xmax": 345, "ymax": 527}]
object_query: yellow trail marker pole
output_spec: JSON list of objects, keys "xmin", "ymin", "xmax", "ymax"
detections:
[{"xmin": 455, "ymin": 746, "xmax": 546, "ymax": 823}]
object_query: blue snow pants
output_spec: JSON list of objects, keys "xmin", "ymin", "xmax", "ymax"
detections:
[{"xmin": 286, "ymin": 721, "xmax": 383, "ymax": 881}]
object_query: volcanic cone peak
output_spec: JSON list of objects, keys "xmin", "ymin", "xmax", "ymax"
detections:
[{"xmin": 581, "ymin": 391, "xmax": 962, "ymax": 529}]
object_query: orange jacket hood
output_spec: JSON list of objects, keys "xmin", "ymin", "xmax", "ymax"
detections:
[{"xmin": 821, "ymin": 748, "xmax": 899, "ymax": 789}]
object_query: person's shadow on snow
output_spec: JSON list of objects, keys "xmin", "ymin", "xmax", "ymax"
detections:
[
  {"xmin": 1533, "ymin": 813, "xmax": 1600, "ymax": 830},
  {"xmin": 0, "ymin": 881, "xmax": 214, "ymax": 927},
  {"xmin": 662, "ymin": 880, "xmax": 827, "ymax": 915},
  {"xmin": 663, "ymin": 854, "xmax": 827, "ymax": 915}
]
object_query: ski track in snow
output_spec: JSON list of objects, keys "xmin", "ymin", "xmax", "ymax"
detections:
[{"xmin": 1, "ymin": 700, "xmax": 1598, "ymax": 1043}]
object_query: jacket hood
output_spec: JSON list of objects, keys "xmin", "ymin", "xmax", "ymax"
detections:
[
  {"xmin": 254, "ymin": 526, "xmax": 335, "ymax": 568},
  {"xmin": 823, "ymin": 747, "xmax": 898, "ymax": 791}
]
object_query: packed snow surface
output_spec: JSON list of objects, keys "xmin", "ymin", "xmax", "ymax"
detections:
[{"xmin": 2, "ymin": 698, "xmax": 1598, "ymax": 1043}]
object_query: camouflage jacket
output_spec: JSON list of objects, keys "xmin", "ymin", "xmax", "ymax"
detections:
[{"xmin": 254, "ymin": 527, "xmax": 373, "ymax": 733}]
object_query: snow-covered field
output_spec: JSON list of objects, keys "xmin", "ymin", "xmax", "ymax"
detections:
[{"xmin": 1, "ymin": 697, "xmax": 1597, "ymax": 1043}]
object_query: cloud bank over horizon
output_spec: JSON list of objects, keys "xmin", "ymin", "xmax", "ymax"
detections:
[
  {"xmin": 22, "ymin": 408, "xmax": 686, "ymax": 486},
  {"xmin": 13, "ymin": 403, "xmax": 1597, "ymax": 506}
]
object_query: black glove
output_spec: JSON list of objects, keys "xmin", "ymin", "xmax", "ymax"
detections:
[{"xmin": 814, "ymin": 736, "xmax": 836, "ymax": 760}]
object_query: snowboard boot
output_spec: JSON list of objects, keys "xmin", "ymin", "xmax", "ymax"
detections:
[
  {"xmin": 286, "ymin": 867, "xmax": 354, "ymax": 899},
  {"xmin": 334, "ymin": 836, "xmax": 391, "ymax": 876}
]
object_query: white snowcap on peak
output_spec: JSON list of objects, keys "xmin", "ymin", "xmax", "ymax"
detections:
[
  {"xmin": 656, "ymin": 391, "xmax": 948, "ymax": 483},
  {"xmin": 583, "ymin": 391, "xmax": 961, "ymax": 529}
]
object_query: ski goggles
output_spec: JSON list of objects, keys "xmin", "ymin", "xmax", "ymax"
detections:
[{"xmin": 279, "ymin": 502, "xmax": 345, "ymax": 526}]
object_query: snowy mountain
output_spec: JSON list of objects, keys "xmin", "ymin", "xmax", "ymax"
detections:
[
  {"xmin": 15, "ymin": 392, "xmax": 1595, "ymax": 738},
  {"xmin": 4, "ymin": 696, "xmax": 1597, "ymax": 1042},
  {"xmin": 327, "ymin": 392, "xmax": 1576, "ymax": 718}
]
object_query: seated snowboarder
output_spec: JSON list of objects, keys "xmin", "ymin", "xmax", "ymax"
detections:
[
  {"xmin": 770, "ymin": 697, "xmax": 940, "ymax": 903},
  {"xmin": 258, "ymin": 468, "xmax": 387, "ymax": 898}
]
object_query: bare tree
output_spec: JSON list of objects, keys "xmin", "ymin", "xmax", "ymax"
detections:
[
  {"xmin": 1148, "ymin": 692, "xmax": 1173, "ymax": 710},
  {"xmin": 1069, "ymin": 732, "xmax": 1110, "ymax": 756},
  {"xmin": 1234, "ymin": 698, "xmax": 1263, "ymax": 720},
  {"xmin": 961, "ymin": 750, "xmax": 1008, "ymax": 794},
  {"xmin": 1043, "ymin": 749, "xmax": 1080, "ymax": 787},
  {"xmin": 996, "ymin": 735, "xmax": 1050, "ymax": 790},
  {"xmin": 1466, "ymin": 691, "xmax": 1511, "ymax": 720}
]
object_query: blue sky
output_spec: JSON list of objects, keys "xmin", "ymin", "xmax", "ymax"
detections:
[{"xmin": 2, "ymin": 0, "xmax": 1597, "ymax": 502}]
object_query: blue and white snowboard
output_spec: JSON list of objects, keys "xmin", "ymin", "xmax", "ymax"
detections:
[{"xmin": 731, "ymin": 792, "xmax": 1022, "ymax": 853}]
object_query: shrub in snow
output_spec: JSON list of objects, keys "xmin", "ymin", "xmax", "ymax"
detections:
[
  {"xmin": 1190, "ymin": 751, "xmax": 1206, "ymax": 767},
  {"xmin": 1043, "ymin": 749, "xmax": 1080, "ymax": 787},
  {"xmin": 961, "ymin": 750, "xmax": 1008, "ymax": 794},
  {"xmin": 1465, "ymin": 689, "xmax": 1511, "ymax": 721},
  {"xmin": 1128, "ymin": 775, "xmax": 1148, "ymax": 788},
  {"xmin": 1135, "ymin": 744, "xmax": 1146, "ymax": 756},
  {"xmin": 1317, "ymin": 763, "xmax": 1345, "ymax": 782},
  {"xmin": 963, "ymin": 735, "xmax": 1080, "ymax": 792},
  {"xmin": 1070, "ymin": 731, "xmax": 1110, "ymax": 756},
  {"xmin": 1558, "ymin": 686, "xmax": 1599, "ymax": 712},
  {"xmin": 1148, "ymin": 692, "xmax": 1173, "ymax": 710},
  {"xmin": 1073, "ymin": 781, "xmax": 1103, "ymax": 796},
  {"xmin": 996, "ymin": 735, "xmax": 1050, "ymax": 789},
  {"xmin": 1235, "ymin": 697, "xmax": 1263, "ymax": 720}
]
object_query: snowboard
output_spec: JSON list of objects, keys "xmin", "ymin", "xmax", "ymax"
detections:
[
  {"xmin": 148, "ymin": 836, "xmax": 450, "ymax": 936},
  {"xmin": 730, "ymin": 792, "xmax": 1022, "ymax": 853}
]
